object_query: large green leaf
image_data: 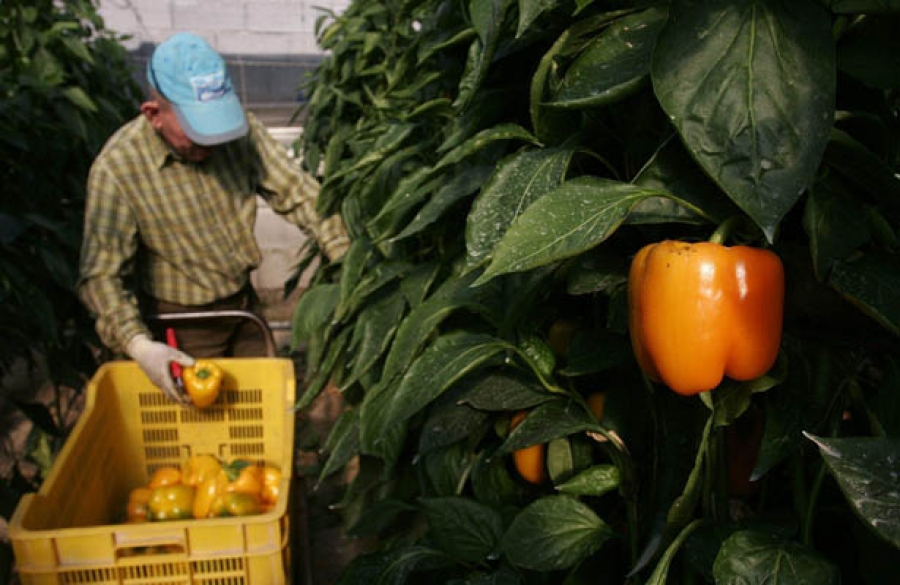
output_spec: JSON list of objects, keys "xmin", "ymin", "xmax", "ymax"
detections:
[
  {"xmin": 805, "ymin": 433, "xmax": 900, "ymax": 547},
  {"xmin": 381, "ymin": 270, "xmax": 489, "ymax": 383},
  {"xmin": 372, "ymin": 332, "xmax": 510, "ymax": 440},
  {"xmin": 475, "ymin": 177, "xmax": 665, "ymax": 284},
  {"xmin": 549, "ymin": 7, "xmax": 667, "ymax": 109},
  {"xmin": 341, "ymin": 289, "xmax": 407, "ymax": 390},
  {"xmin": 829, "ymin": 252, "xmax": 900, "ymax": 336},
  {"xmin": 466, "ymin": 146, "xmax": 574, "ymax": 270},
  {"xmin": 712, "ymin": 529, "xmax": 840, "ymax": 584},
  {"xmin": 457, "ymin": 370, "xmax": 554, "ymax": 411},
  {"xmin": 420, "ymin": 497, "xmax": 504, "ymax": 562},
  {"xmin": 652, "ymin": 0, "xmax": 835, "ymax": 241},
  {"xmin": 501, "ymin": 495, "xmax": 613, "ymax": 571}
]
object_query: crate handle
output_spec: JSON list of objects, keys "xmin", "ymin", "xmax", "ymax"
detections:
[
  {"xmin": 114, "ymin": 527, "xmax": 187, "ymax": 557},
  {"xmin": 147, "ymin": 309, "xmax": 277, "ymax": 357}
]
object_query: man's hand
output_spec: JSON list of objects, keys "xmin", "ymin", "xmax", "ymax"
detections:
[{"xmin": 126, "ymin": 334, "xmax": 195, "ymax": 404}]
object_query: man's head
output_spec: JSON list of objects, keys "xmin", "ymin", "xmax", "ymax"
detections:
[{"xmin": 141, "ymin": 33, "xmax": 247, "ymax": 159}]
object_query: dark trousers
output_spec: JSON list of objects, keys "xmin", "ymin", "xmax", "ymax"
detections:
[{"xmin": 143, "ymin": 288, "xmax": 269, "ymax": 358}]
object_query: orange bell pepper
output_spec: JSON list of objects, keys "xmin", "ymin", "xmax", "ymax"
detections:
[
  {"xmin": 510, "ymin": 411, "xmax": 546, "ymax": 485},
  {"xmin": 628, "ymin": 239, "xmax": 784, "ymax": 395}
]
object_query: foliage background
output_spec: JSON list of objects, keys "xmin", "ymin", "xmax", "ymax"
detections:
[
  {"xmin": 0, "ymin": 0, "xmax": 141, "ymax": 580},
  {"xmin": 295, "ymin": 0, "xmax": 900, "ymax": 582}
]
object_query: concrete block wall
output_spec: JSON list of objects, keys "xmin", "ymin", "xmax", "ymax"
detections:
[{"xmin": 98, "ymin": 0, "xmax": 351, "ymax": 55}]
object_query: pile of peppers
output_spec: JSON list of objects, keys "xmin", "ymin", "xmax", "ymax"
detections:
[{"xmin": 125, "ymin": 454, "xmax": 282, "ymax": 523}]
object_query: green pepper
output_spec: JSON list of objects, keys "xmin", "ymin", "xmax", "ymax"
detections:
[{"xmin": 148, "ymin": 485, "xmax": 195, "ymax": 521}]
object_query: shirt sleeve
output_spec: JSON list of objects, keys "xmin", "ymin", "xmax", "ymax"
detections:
[
  {"xmin": 248, "ymin": 115, "xmax": 350, "ymax": 261},
  {"xmin": 77, "ymin": 160, "xmax": 151, "ymax": 354}
]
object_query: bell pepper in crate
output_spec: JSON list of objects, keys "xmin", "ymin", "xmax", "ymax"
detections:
[
  {"xmin": 148, "ymin": 485, "xmax": 196, "ymax": 521},
  {"xmin": 183, "ymin": 360, "xmax": 222, "ymax": 408}
]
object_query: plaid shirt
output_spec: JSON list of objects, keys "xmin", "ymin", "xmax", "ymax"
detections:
[{"xmin": 78, "ymin": 112, "xmax": 348, "ymax": 353}]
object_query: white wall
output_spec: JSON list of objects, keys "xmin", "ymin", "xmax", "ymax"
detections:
[{"xmin": 97, "ymin": 0, "xmax": 351, "ymax": 55}]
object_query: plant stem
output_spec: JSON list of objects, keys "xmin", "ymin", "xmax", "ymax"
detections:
[{"xmin": 708, "ymin": 216, "xmax": 742, "ymax": 246}]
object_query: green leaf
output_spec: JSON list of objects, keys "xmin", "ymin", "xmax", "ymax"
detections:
[
  {"xmin": 475, "ymin": 177, "xmax": 663, "ymax": 284},
  {"xmin": 651, "ymin": 0, "xmax": 835, "ymax": 241},
  {"xmin": 292, "ymin": 283, "xmax": 340, "ymax": 344},
  {"xmin": 517, "ymin": 0, "xmax": 561, "ymax": 38},
  {"xmin": 61, "ymin": 86, "xmax": 97, "ymax": 112},
  {"xmin": 499, "ymin": 398, "xmax": 596, "ymax": 454},
  {"xmin": 336, "ymin": 546, "xmax": 452, "ymax": 585},
  {"xmin": 646, "ymin": 520, "xmax": 707, "ymax": 585},
  {"xmin": 822, "ymin": 128, "xmax": 900, "ymax": 220},
  {"xmin": 421, "ymin": 497, "xmax": 504, "ymax": 562},
  {"xmin": 318, "ymin": 410, "xmax": 361, "ymax": 486},
  {"xmin": 388, "ymin": 332, "xmax": 509, "ymax": 426},
  {"xmin": 631, "ymin": 136, "xmax": 740, "ymax": 225},
  {"xmin": 803, "ymin": 175, "xmax": 872, "ymax": 281},
  {"xmin": 348, "ymin": 498, "xmax": 416, "ymax": 538},
  {"xmin": 555, "ymin": 464, "xmax": 620, "ymax": 496},
  {"xmin": 457, "ymin": 370, "xmax": 553, "ymax": 411},
  {"xmin": 381, "ymin": 270, "xmax": 489, "ymax": 383},
  {"xmin": 712, "ymin": 529, "xmax": 840, "ymax": 584},
  {"xmin": 501, "ymin": 495, "xmax": 613, "ymax": 571},
  {"xmin": 341, "ymin": 289, "xmax": 407, "ymax": 390},
  {"xmin": 420, "ymin": 384, "xmax": 491, "ymax": 453},
  {"xmin": 805, "ymin": 433, "xmax": 900, "ymax": 547},
  {"xmin": 393, "ymin": 164, "xmax": 494, "ymax": 242},
  {"xmin": 466, "ymin": 146, "xmax": 574, "ymax": 269},
  {"xmin": 435, "ymin": 123, "xmax": 540, "ymax": 174},
  {"xmin": 559, "ymin": 329, "xmax": 630, "ymax": 376},
  {"xmin": 549, "ymin": 7, "xmax": 667, "ymax": 108},
  {"xmin": 829, "ymin": 253, "xmax": 900, "ymax": 336}
]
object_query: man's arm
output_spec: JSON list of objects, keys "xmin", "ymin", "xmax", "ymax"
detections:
[
  {"xmin": 248, "ymin": 115, "xmax": 350, "ymax": 261},
  {"xmin": 77, "ymin": 162, "xmax": 151, "ymax": 354}
]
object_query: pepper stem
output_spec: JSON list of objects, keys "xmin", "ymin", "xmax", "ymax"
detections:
[{"xmin": 708, "ymin": 216, "xmax": 742, "ymax": 246}]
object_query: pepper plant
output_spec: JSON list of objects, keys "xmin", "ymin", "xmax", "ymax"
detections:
[
  {"xmin": 0, "ymin": 2, "xmax": 140, "ymax": 576},
  {"xmin": 294, "ymin": 0, "xmax": 900, "ymax": 582}
]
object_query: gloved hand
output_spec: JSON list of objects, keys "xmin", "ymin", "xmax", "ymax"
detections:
[{"xmin": 126, "ymin": 334, "xmax": 195, "ymax": 404}]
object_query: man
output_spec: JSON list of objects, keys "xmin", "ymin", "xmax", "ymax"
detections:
[{"xmin": 78, "ymin": 32, "xmax": 348, "ymax": 404}]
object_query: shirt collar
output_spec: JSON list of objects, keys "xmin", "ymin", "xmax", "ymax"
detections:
[{"xmin": 139, "ymin": 115, "xmax": 183, "ymax": 169}]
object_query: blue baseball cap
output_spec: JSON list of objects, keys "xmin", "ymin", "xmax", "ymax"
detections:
[{"xmin": 148, "ymin": 33, "xmax": 248, "ymax": 146}]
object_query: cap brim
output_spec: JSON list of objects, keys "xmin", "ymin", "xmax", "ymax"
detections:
[{"xmin": 173, "ymin": 93, "xmax": 248, "ymax": 146}]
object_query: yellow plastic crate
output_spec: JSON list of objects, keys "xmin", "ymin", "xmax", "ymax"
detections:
[{"xmin": 8, "ymin": 358, "xmax": 296, "ymax": 585}]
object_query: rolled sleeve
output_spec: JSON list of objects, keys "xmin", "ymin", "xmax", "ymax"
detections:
[{"xmin": 249, "ymin": 115, "xmax": 350, "ymax": 261}]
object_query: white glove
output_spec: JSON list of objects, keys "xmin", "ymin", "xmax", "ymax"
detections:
[{"xmin": 126, "ymin": 334, "xmax": 195, "ymax": 404}]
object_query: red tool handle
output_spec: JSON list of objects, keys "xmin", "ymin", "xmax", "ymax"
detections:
[{"xmin": 165, "ymin": 327, "xmax": 183, "ymax": 380}]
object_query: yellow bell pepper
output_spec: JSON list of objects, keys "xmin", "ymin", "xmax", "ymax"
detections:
[
  {"xmin": 182, "ymin": 454, "xmax": 222, "ymax": 487},
  {"xmin": 260, "ymin": 466, "xmax": 282, "ymax": 509},
  {"xmin": 183, "ymin": 360, "xmax": 223, "ymax": 408},
  {"xmin": 148, "ymin": 485, "xmax": 195, "ymax": 521}
]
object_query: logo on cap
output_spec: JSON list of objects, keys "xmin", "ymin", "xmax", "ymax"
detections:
[{"xmin": 189, "ymin": 72, "xmax": 230, "ymax": 103}]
